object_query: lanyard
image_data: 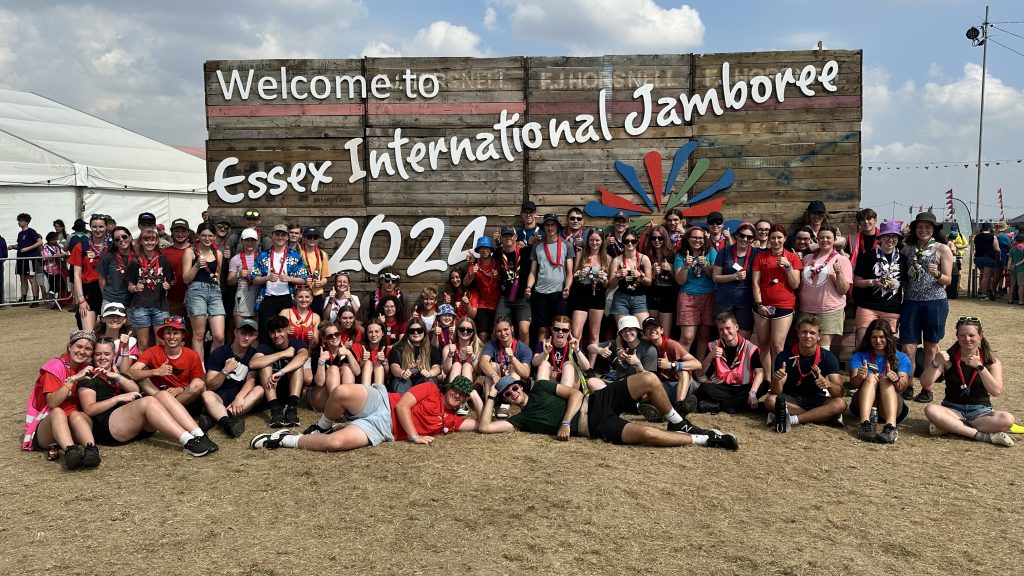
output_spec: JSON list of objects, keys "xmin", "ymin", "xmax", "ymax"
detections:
[
  {"xmin": 789, "ymin": 344, "xmax": 821, "ymax": 383},
  {"xmin": 954, "ymin": 349, "xmax": 981, "ymax": 395},
  {"xmin": 272, "ymin": 248, "xmax": 287, "ymax": 276},
  {"xmin": 302, "ymin": 247, "xmax": 320, "ymax": 278}
]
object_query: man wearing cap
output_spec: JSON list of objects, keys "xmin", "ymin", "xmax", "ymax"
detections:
[
  {"xmin": 852, "ymin": 220, "xmax": 904, "ymax": 343},
  {"xmin": 137, "ymin": 212, "xmax": 157, "ymax": 236},
  {"xmin": 163, "ymin": 218, "xmax": 193, "ymax": 318},
  {"xmin": 496, "ymin": 225, "xmax": 532, "ymax": 342},
  {"xmin": 901, "ymin": 212, "xmax": 952, "ymax": 403},
  {"xmin": 298, "ymin": 227, "xmax": 330, "ymax": 314},
  {"xmin": 525, "ymin": 213, "xmax": 574, "ymax": 343},
  {"xmin": 156, "ymin": 224, "xmax": 172, "ymax": 248},
  {"xmin": 587, "ymin": 316, "xmax": 658, "ymax": 388},
  {"xmin": 128, "ymin": 316, "xmax": 206, "ymax": 407},
  {"xmin": 252, "ymin": 224, "xmax": 310, "ymax": 339},
  {"xmin": 477, "ymin": 373, "xmax": 738, "ymax": 450},
  {"xmin": 227, "ymin": 228, "xmax": 261, "ymax": 325},
  {"xmin": 226, "ymin": 210, "xmax": 272, "ymax": 256},
  {"xmin": 607, "ymin": 212, "xmax": 629, "ymax": 258},
  {"xmin": 705, "ymin": 211, "xmax": 730, "ymax": 253},
  {"xmin": 201, "ymin": 318, "xmax": 262, "ymax": 438},
  {"xmin": 516, "ymin": 200, "xmax": 541, "ymax": 249},
  {"xmin": 465, "ymin": 236, "xmax": 500, "ymax": 340}
]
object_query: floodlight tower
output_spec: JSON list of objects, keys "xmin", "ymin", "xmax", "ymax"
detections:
[{"xmin": 966, "ymin": 5, "xmax": 990, "ymax": 297}]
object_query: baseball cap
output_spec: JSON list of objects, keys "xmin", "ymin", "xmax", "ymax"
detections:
[
  {"xmin": 214, "ymin": 215, "xmax": 231, "ymax": 226},
  {"xmin": 303, "ymin": 227, "xmax": 319, "ymax": 237},
  {"xmin": 807, "ymin": 200, "xmax": 827, "ymax": 213},
  {"xmin": 170, "ymin": 218, "xmax": 189, "ymax": 230},
  {"xmin": 613, "ymin": 211, "xmax": 629, "ymax": 222},
  {"xmin": 138, "ymin": 212, "xmax": 157, "ymax": 225},
  {"xmin": 500, "ymin": 225, "xmax": 516, "ymax": 236},
  {"xmin": 521, "ymin": 200, "xmax": 537, "ymax": 213},
  {"xmin": 641, "ymin": 317, "xmax": 661, "ymax": 330},
  {"xmin": 706, "ymin": 211, "xmax": 724, "ymax": 224},
  {"xmin": 101, "ymin": 302, "xmax": 127, "ymax": 317},
  {"xmin": 237, "ymin": 318, "xmax": 258, "ymax": 332},
  {"xmin": 273, "ymin": 224, "xmax": 289, "ymax": 233},
  {"xmin": 241, "ymin": 228, "xmax": 258, "ymax": 240},
  {"xmin": 156, "ymin": 223, "xmax": 165, "ymax": 233},
  {"xmin": 72, "ymin": 218, "xmax": 87, "ymax": 232}
]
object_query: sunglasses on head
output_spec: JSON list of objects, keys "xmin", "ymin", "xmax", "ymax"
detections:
[
  {"xmin": 380, "ymin": 273, "xmax": 400, "ymax": 282},
  {"xmin": 407, "ymin": 327, "xmax": 425, "ymax": 335},
  {"xmin": 957, "ymin": 316, "xmax": 982, "ymax": 328},
  {"xmin": 501, "ymin": 382, "xmax": 523, "ymax": 399}
]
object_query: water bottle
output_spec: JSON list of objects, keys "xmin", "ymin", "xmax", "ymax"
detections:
[{"xmin": 870, "ymin": 407, "xmax": 878, "ymax": 424}]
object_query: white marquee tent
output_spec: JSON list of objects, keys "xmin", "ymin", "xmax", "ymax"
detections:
[{"xmin": 0, "ymin": 88, "xmax": 207, "ymax": 243}]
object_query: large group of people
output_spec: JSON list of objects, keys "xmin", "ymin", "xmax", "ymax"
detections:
[{"xmin": 19, "ymin": 202, "xmax": 1020, "ymax": 470}]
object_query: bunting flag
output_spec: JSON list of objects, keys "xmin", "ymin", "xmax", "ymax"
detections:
[
  {"xmin": 998, "ymin": 188, "xmax": 1004, "ymax": 220},
  {"xmin": 945, "ymin": 189, "xmax": 955, "ymax": 220}
]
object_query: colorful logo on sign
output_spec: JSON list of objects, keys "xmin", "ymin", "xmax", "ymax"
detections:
[{"xmin": 584, "ymin": 141, "xmax": 734, "ymax": 228}]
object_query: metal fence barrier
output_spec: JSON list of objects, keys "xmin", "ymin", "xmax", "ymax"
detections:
[{"xmin": 0, "ymin": 254, "xmax": 71, "ymax": 309}]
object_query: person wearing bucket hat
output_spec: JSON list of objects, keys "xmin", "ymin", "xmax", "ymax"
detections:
[
  {"xmin": 431, "ymin": 302, "xmax": 458, "ymax": 350},
  {"xmin": 465, "ymin": 235, "xmax": 500, "ymax": 340},
  {"xmin": 900, "ymin": 211, "xmax": 952, "ymax": 404},
  {"xmin": 973, "ymin": 221, "xmax": 1001, "ymax": 300},
  {"xmin": 251, "ymin": 374, "xmax": 483, "ymax": 451},
  {"xmin": 476, "ymin": 372, "xmax": 738, "ymax": 450},
  {"xmin": 128, "ymin": 316, "xmax": 206, "ymax": 407},
  {"xmin": 525, "ymin": 211, "xmax": 575, "ymax": 343},
  {"xmin": 852, "ymin": 220, "xmax": 904, "ymax": 344},
  {"xmin": 586, "ymin": 315, "xmax": 657, "ymax": 386},
  {"xmin": 23, "ymin": 330, "xmax": 101, "ymax": 469},
  {"xmin": 848, "ymin": 319, "xmax": 913, "ymax": 443}
]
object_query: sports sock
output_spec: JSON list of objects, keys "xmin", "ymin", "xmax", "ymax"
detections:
[
  {"xmin": 178, "ymin": 432, "xmax": 194, "ymax": 445},
  {"xmin": 190, "ymin": 428, "xmax": 204, "ymax": 437},
  {"xmin": 789, "ymin": 415, "xmax": 799, "ymax": 426},
  {"xmin": 281, "ymin": 435, "xmax": 300, "ymax": 449},
  {"xmin": 664, "ymin": 409, "xmax": 683, "ymax": 424},
  {"xmin": 974, "ymin": 431, "xmax": 992, "ymax": 443},
  {"xmin": 690, "ymin": 434, "xmax": 708, "ymax": 446},
  {"xmin": 317, "ymin": 415, "xmax": 333, "ymax": 430}
]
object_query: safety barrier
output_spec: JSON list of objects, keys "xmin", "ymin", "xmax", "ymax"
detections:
[{"xmin": 0, "ymin": 254, "xmax": 71, "ymax": 309}]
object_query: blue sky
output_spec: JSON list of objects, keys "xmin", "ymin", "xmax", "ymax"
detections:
[{"xmin": 1, "ymin": 0, "xmax": 1021, "ymax": 220}]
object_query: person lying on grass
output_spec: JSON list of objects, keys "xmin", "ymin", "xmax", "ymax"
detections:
[
  {"xmin": 475, "ymin": 373, "xmax": 738, "ymax": 450},
  {"xmin": 249, "ymin": 376, "xmax": 482, "ymax": 451}
]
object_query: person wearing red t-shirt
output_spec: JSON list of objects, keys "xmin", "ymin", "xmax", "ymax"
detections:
[
  {"xmin": 128, "ymin": 316, "xmax": 206, "ymax": 407},
  {"xmin": 641, "ymin": 316, "xmax": 699, "ymax": 404},
  {"xmin": 250, "ymin": 376, "xmax": 481, "ymax": 450},
  {"xmin": 23, "ymin": 330, "xmax": 102, "ymax": 470},
  {"xmin": 162, "ymin": 218, "xmax": 193, "ymax": 318},
  {"xmin": 751, "ymin": 224, "xmax": 803, "ymax": 375},
  {"xmin": 464, "ymin": 236, "xmax": 501, "ymax": 341},
  {"xmin": 69, "ymin": 215, "xmax": 110, "ymax": 331}
]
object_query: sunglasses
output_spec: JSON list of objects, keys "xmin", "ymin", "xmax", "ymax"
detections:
[
  {"xmin": 756, "ymin": 228, "xmax": 771, "ymax": 233},
  {"xmin": 501, "ymin": 383, "xmax": 523, "ymax": 399},
  {"xmin": 304, "ymin": 234, "xmax": 318, "ymax": 239},
  {"xmin": 458, "ymin": 327, "xmax": 475, "ymax": 334},
  {"xmin": 217, "ymin": 223, "xmax": 230, "ymax": 228},
  {"xmin": 90, "ymin": 214, "xmax": 108, "ymax": 221},
  {"xmin": 551, "ymin": 327, "xmax": 570, "ymax": 334},
  {"xmin": 325, "ymin": 332, "xmax": 341, "ymax": 340},
  {"xmin": 244, "ymin": 211, "xmax": 260, "ymax": 218},
  {"xmin": 407, "ymin": 328, "xmax": 425, "ymax": 335},
  {"xmin": 708, "ymin": 220, "xmax": 723, "ymax": 225},
  {"xmin": 568, "ymin": 216, "xmax": 583, "ymax": 222},
  {"xmin": 649, "ymin": 236, "xmax": 664, "ymax": 242},
  {"xmin": 114, "ymin": 235, "xmax": 130, "ymax": 241},
  {"xmin": 736, "ymin": 233, "xmax": 754, "ymax": 240},
  {"xmin": 623, "ymin": 239, "xmax": 638, "ymax": 245},
  {"xmin": 380, "ymin": 273, "xmax": 400, "ymax": 282},
  {"xmin": 956, "ymin": 316, "xmax": 982, "ymax": 328}
]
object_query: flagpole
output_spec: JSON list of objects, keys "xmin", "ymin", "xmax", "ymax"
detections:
[{"xmin": 968, "ymin": 5, "xmax": 990, "ymax": 297}]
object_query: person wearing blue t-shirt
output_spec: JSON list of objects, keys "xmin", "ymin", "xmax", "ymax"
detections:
[
  {"xmin": 201, "ymin": 319, "xmax": 262, "ymax": 438},
  {"xmin": 848, "ymin": 319, "xmax": 912, "ymax": 444},
  {"xmin": 766, "ymin": 315, "xmax": 846, "ymax": 433},
  {"xmin": 479, "ymin": 318, "xmax": 533, "ymax": 419},
  {"xmin": 15, "ymin": 213, "xmax": 44, "ymax": 306},
  {"xmin": 250, "ymin": 315, "xmax": 309, "ymax": 428}
]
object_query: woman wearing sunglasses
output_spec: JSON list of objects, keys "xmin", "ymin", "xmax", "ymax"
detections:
[
  {"xmin": 310, "ymin": 320, "xmax": 362, "ymax": 411},
  {"xmin": 608, "ymin": 230, "xmax": 652, "ymax": 325},
  {"xmin": 532, "ymin": 315, "xmax": 590, "ymax": 390},
  {"xmin": 182, "ymin": 223, "xmax": 226, "ymax": 360},
  {"xmin": 643, "ymin": 225, "xmax": 680, "ymax": 336},
  {"xmin": 442, "ymin": 315, "xmax": 483, "ymax": 384},
  {"xmin": 712, "ymin": 222, "xmax": 759, "ymax": 339},
  {"xmin": 923, "ymin": 317, "xmax": 1015, "ymax": 447},
  {"xmin": 674, "ymin": 226, "xmax": 717, "ymax": 362},
  {"xmin": 388, "ymin": 317, "xmax": 441, "ymax": 394},
  {"xmin": 96, "ymin": 226, "xmax": 135, "ymax": 313}
]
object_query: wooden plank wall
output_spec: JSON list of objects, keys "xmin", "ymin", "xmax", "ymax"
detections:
[{"xmin": 205, "ymin": 50, "xmax": 862, "ymax": 297}]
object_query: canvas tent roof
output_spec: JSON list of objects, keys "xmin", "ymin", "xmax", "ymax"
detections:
[{"xmin": 0, "ymin": 88, "xmax": 205, "ymax": 192}]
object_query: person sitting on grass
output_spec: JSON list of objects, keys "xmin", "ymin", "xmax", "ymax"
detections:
[
  {"xmin": 251, "ymin": 315, "xmax": 309, "ymax": 428},
  {"xmin": 200, "ymin": 319, "xmax": 263, "ymax": 439},
  {"xmin": 765, "ymin": 314, "xmax": 846, "ymax": 433},
  {"xmin": 478, "ymin": 316, "xmax": 533, "ymax": 419},
  {"xmin": 250, "ymin": 376, "xmax": 482, "ymax": 451},
  {"xmin": 475, "ymin": 373, "xmax": 738, "ymax": 450},
  {"xmin": 685, "ymin": 311, "xmax": 764, "ymax": 415},
  {"xmin": 78, "ymin": 339, "xmax": 218, "ymax": 457},
  {"xmin": 309, "ymin": 319, "xmax": 362, "ymax": 411},
  {"xmin": 587, "ymin": 315, "xmax": 658, "ymax": 390},
  {"xmin": 23, "ymin": 330, "xmax": 102, "ymax": 470},
  {"xmin": 128, "ymin": 316, "xmax": 205, "ymax": 408},
  {"xmin": 848, "ymin": 319, "xmax": 912, "ymax": 444},
  {"xmin": 531, "ymin": 315, "xmax": 590, "ymax": 390},
  {"xmin": 923, "ymin": 316, "xmax": 1015, "ymax": 447}
]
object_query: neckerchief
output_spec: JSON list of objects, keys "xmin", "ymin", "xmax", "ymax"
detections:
[
  {"xmin": 871, "ymin": 248, "xmax": 901, "ymax": 299},
  {"xmin": 908, "ymin": 239, "xmax": 937, "ymax": 281},
  {"xmin": 789, "ymin": 344, "xmax": 821, "ymax": 384},
  {"xmin": 807, "ymin": 250, "xmax": 838, "ymax": 283},
  {"xmin": 543, "ymin": 236, "xmax": 564, "ymax": 268}
]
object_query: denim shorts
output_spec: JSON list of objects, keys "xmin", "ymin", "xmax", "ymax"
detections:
[
  {"xmin": 185, "ymin": 282, "xmax": 226, "ymax": 317},
  {"xmin": 899, "ymin": 299, "xmax": 948, "ymax": 345},
  {"xmin": 941, "ymin": 401, "xmax": 993, "ymax": 422},
  {"xmin": 130, "ymin": 306, "xmax": 169, "ymax": 328},
  {"xmin": 610, "ymin": 291, "xmax": 647, "ymax": 316},
  {"xmin": 974, "ymin": 256, "xmax": 997, "ymax": 269},
  {"xmin": 350, "ymin": 384, "xmax": 396, "ymax": 447}
]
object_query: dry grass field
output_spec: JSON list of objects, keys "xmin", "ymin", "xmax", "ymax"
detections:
[{"xmin": 1, "ymin": 298, "xmax": 1021, "ymax": 576}]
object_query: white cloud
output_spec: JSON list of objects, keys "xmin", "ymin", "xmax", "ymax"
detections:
[
  {"xmin": 924, "ymin": 62, "xmax": 1024, "ymax": 121},
  {"xmin": 503, "ymin": 0, "xmax": 703, "ymax": 55},
  {"xmin": 863, "ymin": 142, "xmax": 934, "ymax": 162},
  {"xmin": 362, "ymin": 40, "xmax": 401, "ymax": 58},
  {"xmin": 483, "ymin": 6, "xmax": 497, "ymax": 30},
  {"xmin": 404, "ymin": 21, "xmax": 487, "ymax": 57}
]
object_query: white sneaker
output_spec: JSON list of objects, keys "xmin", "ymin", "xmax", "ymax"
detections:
[
  {"xmin": 250, "ymin": 429, "xmax": 291, "ymax": 449},
  {"xmin": 456, "ymin": 402, "xmax": 469, "ymax": 416},
  {"xmin": 496, "ymin": 404, "xmax": 510, "ymax": 419},
  {"xmin": 928, "ymin": 422, "xmax": 946, "ymax": 436},
  {"xmin": 990, "ymin": 432, "xmax": 1015, "ymax": 447}
]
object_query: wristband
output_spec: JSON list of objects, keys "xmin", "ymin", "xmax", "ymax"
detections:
[
  {"xmin": 930, "ymin": 360, "xmax": 940, "ymax": 369},
  {"xmin": 487, "ymin": 394, "xmax": 497, "ymax": 401},
  {"xmin": 676, "ymin": 361, "xmax": 683, "ymax": 372},
  {"xmin": 410, "ymin": 435, "xmax": 419, "ymax": 443},
  {"xmin": 560, "ymin": 420, "xmax": 571, "ymax": 427},
  {"xmin": 749, "ymin": 391, "xmax": 757, "ymax": 397}
]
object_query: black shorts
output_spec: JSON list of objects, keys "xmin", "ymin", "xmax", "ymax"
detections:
[
  {"xmin": 91, "ymin": 407, "xmax": 155, "ymax": 446},
  {"xmin": 714, "ymin": 300, "xmax": 755, "ymax": 332},
  {"xmin": 646, "ymin": 283, "xmax": 679, "ymax": 313},
  {"xmin": 83, "ymin": 281, "xmax": 103, "ymax": 314},
  {"xmin": 16, "ymin": 257, "xmax": 41, "ymax": 276},
  {"xmin": 475, "ymin": 307, "xmax": 496, "ymax": 336},
  {"xmin": 531, "ymin": 291, "xmax": 565, "ymax": 329},
  {"xmin": 586, "ymin": 377, "xmax": 637, "ymax": 445},
  {"xmin": 696, "ymin": 380, "xmax": 758, "ymax": 412},
  {"xmin": 567, "ymin": 282, "xmax": 606, "ymax": 313},
  {"xmin": 786, "ymin": 393, "xmax": 830, "ymax": 411}
]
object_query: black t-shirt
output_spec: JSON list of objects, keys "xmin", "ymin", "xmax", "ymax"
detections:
[
  {"xmin": 97, "ymin": 252, "xmax": 133, "ymax": 304},
  {"xmin": 498, "ymin": 247, "xmax": 532, "ymax": 298},
  {"xmin": 388, "ymin": 345, "xmax": 442, "ymax": 370},
  {"xmin": 126, "ymin": 255, "xmax": 176, "ymax": 309},
  {"xmin": 78, "ymin": 373, "xmax": 122, "ymax": 404},
  {"xmin": 974, "ymin": 232, "xmax": 998, "ymax": 259},
  {"xmin": 774, "ymin": 347, "xmax": 840, "ymax": 397},
  {"xmin": 207, "ymin": 344, "xmax": 256, "ymax": 393},
  {"xmin": 256, "ymin": 339, "xmax": 307, "ymax": 372},
  {"xmin": 852, "ymin": 248, "xmax": 902, "ymax": 313}
]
